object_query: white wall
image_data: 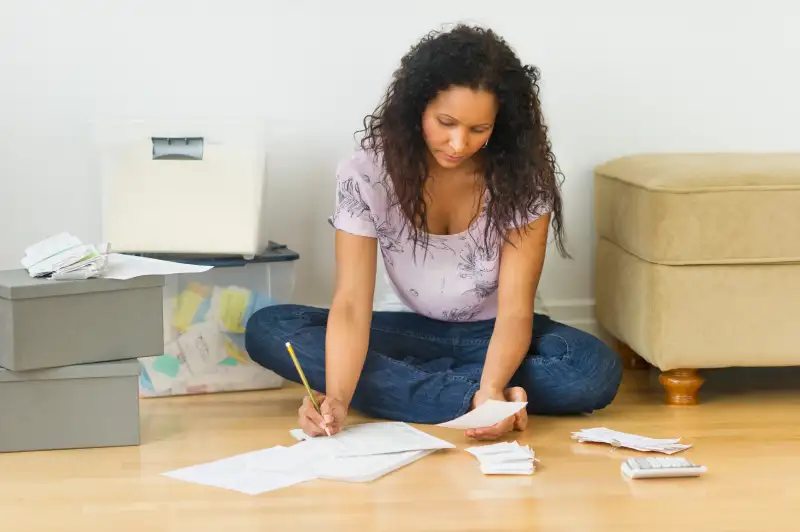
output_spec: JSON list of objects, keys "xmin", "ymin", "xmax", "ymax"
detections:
[{"xmin": 1, "ymin": 1, "xmax": 798, "ymax": 322}]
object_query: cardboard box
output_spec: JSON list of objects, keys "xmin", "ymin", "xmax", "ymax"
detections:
[
  {"xmin": 0, "ymin": 270, "xmax": 164, "ymax": 371},
  {"xmin": 0, "ymin": 360, "xmax": 141, "ymax": 452}
]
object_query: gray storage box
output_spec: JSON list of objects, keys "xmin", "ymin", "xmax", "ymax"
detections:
[
  {"xmin": 0, "ymin": 359, "xmax": 141, "ymax": 452},
  {"xmin": 0, "ymin": 269, "xmax": 164, "ymax": 371}
]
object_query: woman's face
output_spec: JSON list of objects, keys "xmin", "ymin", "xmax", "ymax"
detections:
[{"xmin": 421, "ymin": 85, "xmax": 498, "ymax": 170}]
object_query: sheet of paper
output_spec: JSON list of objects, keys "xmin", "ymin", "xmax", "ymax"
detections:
[
  {"xmin": 246, "ymin": 439, "xmax": 334, "ymax": 472},
  {"xmin": 312, "ymin": 449, "xmax": 435, "ymax": 482},
  {"xmin": 436, "ymin": 399, "xmax": 527, "ymax": 429},
  {"xmin": 101, "ymin": 253, "xmax": 212, "ymax": 280},
  {"xmin": 208, "ymin": 286, "xmax": 251, "ymax": 333},
  {"xmin": 139, "ymin": 341, "xmax": 192, "ymax": 392},
  {"xmin": 571, "ymin": 427, "xmax": 692, "ymax": 454},
  {"xmin": 176, "ymin": 321, "xmax": 228, "ymax": 374},
  {"xmin": 326, "ymin": 422, "xmax": 455, "ymax": 457},
  {"xmin": 290, "ymin": 428, "xmax": 311, "ymax": 441},
  {"xmin": 172, "ymin": 284, "xmax": 210, "ymax": 332},
  {"xmin": 248, "ymin": 428, "xmax": 439, "ymax": 483},
  {"xmin": 281, "ymin": 422, "xmax": 455, "ymax": 457},
  {"xmin": 165, "ymin": 422, "xmax": 451, "ymax": 494},
  {"xmin": 162, "ymin": 447, "xmax": 315, "ymax": 495}
]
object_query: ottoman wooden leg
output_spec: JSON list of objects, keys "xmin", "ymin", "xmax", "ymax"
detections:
[
  {"xmin": 659, "ymin": 369, "xmax": 705, "ymax": 405},
  {"xmin": 615, "ymin": 340, "xmax": 651, "ymax": 370}
]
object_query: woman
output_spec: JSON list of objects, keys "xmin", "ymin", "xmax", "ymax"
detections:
[{"xmin": 246, "ymin": 25, "xmax": 622, "ymax": 441}]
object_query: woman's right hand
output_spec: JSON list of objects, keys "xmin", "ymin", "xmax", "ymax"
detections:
[{"xmin": 298, "ymin": 393, "xmax": 348, "ymax": 437}]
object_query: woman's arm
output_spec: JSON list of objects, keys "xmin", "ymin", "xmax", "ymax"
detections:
[
  {"xmin": 480, "ymin": 213, "xmax": 551, "ymax": 394},
  {"xmin": 324, "ymin": 230, "xmax": 378, "ymax": 407}
]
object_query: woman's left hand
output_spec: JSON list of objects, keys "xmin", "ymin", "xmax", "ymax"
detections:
[{"xmin": 465, "ymin": 386, "xmax": 528, "ymax": 440}]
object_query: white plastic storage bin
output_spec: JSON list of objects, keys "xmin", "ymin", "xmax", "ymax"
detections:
[
  {"xmin": 136, "ymin": 243, "xmax": 298, "ymax": 397},
  {"xmin": 98, "ymin": 118, "xmax": 271, "ymax": 257}
]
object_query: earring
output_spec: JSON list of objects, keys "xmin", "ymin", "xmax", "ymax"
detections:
[{"xmin": 483, "ymin": 139, "xmax": 489, "ymax": 149}]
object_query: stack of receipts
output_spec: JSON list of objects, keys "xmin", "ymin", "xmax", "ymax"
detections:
[
  {"xmin": 465, "ymin": 441, "xmax": 538, "ymax": 475},
  {"xmin": 162, "ymin": 422, "xmax": 455, "ymax": 495},
  {"xmin": 21, "ymin": 232, "xmax": 109, "ymax": 280},
  {"xmin": 571, "ymin": 427, "xmax": 692, "ymax": 454},
  {"xmin": 20, "ymin": 232, "xmax": 212, "ymax": 280}
]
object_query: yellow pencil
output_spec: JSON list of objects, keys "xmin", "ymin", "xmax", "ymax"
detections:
[{"xmin": 285, "ymin": 342, "xmax": 330, "ymax": 436}]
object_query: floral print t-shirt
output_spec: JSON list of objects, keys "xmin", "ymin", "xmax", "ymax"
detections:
[{"xmin": 330, "ymin": 148, "xmax": 551, "ymax": 322}]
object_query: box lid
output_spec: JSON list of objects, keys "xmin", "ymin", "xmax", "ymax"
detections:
[
  {"xmin": 133, "ymin": 241, "xmax": 300, "ymax": 267},
  {"xmin": 0, "ymin": 269, "xmax": 165, "ymax": 300},
  {"xmin": 0, "ymin": 359, "xmax": 141, "ymax": 383}
]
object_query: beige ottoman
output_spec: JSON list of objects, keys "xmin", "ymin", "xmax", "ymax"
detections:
[{"xmin": 593, "ymin": 153, "xmax": 800, "ymax": 405}]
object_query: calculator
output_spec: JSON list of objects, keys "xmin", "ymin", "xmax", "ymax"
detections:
[{"xmin": 621, "ymin": 456, "xmax": 707, "ymax": 479}]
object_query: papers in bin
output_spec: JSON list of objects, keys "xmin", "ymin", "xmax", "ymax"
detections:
[
  {"xmin": 20, "ymin": 232, "xmax": 212, "ymax": 280},
  {"xmin": 571, "ymin": 427, "xmax": 692, "ymax": 454}
]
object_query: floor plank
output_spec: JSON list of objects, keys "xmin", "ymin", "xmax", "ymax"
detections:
[{"xmin": 2, "ymin": 366, "xmax": 799, "ymax": 531}]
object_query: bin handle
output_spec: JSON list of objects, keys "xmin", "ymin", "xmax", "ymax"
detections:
[{"xmin": 151, "ymin": 137, "xmax": 204, "ymax": 160}]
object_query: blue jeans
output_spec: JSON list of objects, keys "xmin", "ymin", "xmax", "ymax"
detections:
[{"xmin": 245, "ymin": 304, "xmax": 622, "ymax": 425}]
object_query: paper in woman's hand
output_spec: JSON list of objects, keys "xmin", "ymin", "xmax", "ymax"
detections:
[{"xmin": 436, "ymin": 399, "xmax": 528, "ymax": 429}]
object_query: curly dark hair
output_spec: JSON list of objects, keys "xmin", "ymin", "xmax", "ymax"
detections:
[{"xmin": 357, "ymin": 24, "xmax": 568, "ymax": 258}]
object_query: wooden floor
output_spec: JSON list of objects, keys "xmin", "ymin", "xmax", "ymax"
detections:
[{"xmin": 3, "ymin": 366, "xmax": 799, "ymax": 532}]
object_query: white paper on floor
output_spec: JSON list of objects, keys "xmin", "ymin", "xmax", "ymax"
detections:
[
  {"xmin": 162, "ymin": 446, "xmax": 317, "ymax": 495},
  {"xmin": 465, "ymin": 441, "xmax": 538, "ymax": 475},
  {"xmin": 324, "ymin": 421, "xmax": 456, "ymax": 456},
  {"xmin": 435, "ymin": 399, "xmax": 528, "ymax": 429},
  {"xmin": 248, "ymin": 439, "xmax": 438, "ymax": 483},
  {"xmin": 162, "ymin": 422, "xmax": 455, "ymax": 495},
  {"xmin": 571, "ymin": 427, "xmax": 692, "ymax": 454}
]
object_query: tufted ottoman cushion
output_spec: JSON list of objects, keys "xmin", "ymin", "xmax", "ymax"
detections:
[{"xmin": 593, "ymin": 153, "xmax": 800, "ymax": 404}]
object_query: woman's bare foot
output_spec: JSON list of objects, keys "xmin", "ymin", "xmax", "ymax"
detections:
[{"xmin": 504, "ymin": 386, "xmax": 528, "ymax": 431}]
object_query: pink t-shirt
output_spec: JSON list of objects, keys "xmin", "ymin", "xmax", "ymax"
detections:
[{"xmin": 330, "ymin": 149, "xmax": 551, "ymax": 322}]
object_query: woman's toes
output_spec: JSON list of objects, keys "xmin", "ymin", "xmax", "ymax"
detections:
[
  {"xmin": 514, "ymin": 411, "xmax": 528, "ymax": 431},
  {"xmin": 504, "ymin": 386, "xmax": 527, "ymax": 403},
  {"xmin": 504, "ymin": 387, "xmax": 528, "ymax": 431}
]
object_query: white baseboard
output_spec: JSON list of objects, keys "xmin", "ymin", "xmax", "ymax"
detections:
[{"xmin": 541, "ymin": 298, "xmax": 601, "ymax": 338}]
